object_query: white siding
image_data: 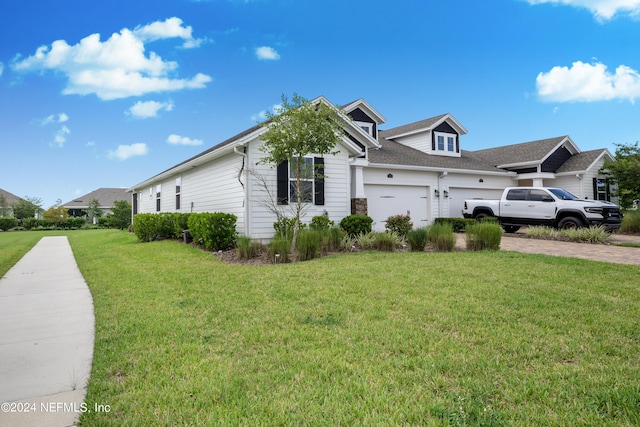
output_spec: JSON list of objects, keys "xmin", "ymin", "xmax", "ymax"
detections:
[
  {"xmin": 133, "ymin": 152, "xmax": 246, "ymax": 234},
  {"xmin": 246, "ymin": 138, "xmax": 352, "ymax": 240},
  {"xmin": 392, "ymin": 131, "xmax": 431, "ymax": 154}
]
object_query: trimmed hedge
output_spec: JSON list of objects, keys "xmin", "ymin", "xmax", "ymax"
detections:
[
  {"xmin": 385, "ymin": 214, "xmax": 413, "ymax": 238},
  {"xmin": 0, "ymin": 217, "xmax": 18, "ymax": 231},
  {"xmin": 340, "ymin": 214, "xmax": 373, "ymax": 237},
  {"xmin": 187, "ymin": 212, "xmax": 237, "ymax": 251}
]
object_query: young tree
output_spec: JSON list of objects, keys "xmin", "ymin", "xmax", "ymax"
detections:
[
  {"xmin": 110, "ymin": 200, "xmax": 132, "ymax": 229},
  {"xmin": 42, "ymin": 199, "xmax": 68, "ymax": 226},
  {"xmin": 86, "ymin": 198, "xmax": 103, "ymax": 224},
  {"xmin": 601, "ymin": 142, "xmax": 640, "ymax": 209},
  {"xmin": 258, "ymin": 93, "xmax": 347, "ymax": 250}
]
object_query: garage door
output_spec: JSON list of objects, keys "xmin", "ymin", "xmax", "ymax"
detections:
[
  {"xmin": 366, "ymin": 185, "xmax": 429, "ymax": 231},
  {"xmin": 447, "ymin": 187, "xmax": 503, "ymax": 218}
]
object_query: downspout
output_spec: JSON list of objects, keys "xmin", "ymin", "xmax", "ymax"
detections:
[
  {"xmin": 576, "ymin": 173, "xmax": 583, "ymax": 199},
  {"xmin": 438, "ymin": 171, "xmax": 448, "ymax": 218},
  {"xmin": 233, "ymin": 145, "xmax": 250, "ymax": 237}
]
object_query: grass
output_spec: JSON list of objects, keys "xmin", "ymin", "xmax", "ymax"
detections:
[{"xmin": 2, "ymin": 230, "xmax": 640, "ymax": 426}]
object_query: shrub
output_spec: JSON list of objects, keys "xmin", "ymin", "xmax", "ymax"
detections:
[
  {"xmin": 385, "ymin": 214, "xmax": 413, "ymax": 238},
  {"xmin": 340, "ymin": 214, "xmax": 373, "ymax": 237},
  {"xmin": 310, "ymin": 215, "xmax": 334, "ymax": 231},
  {"xmin": 427, "ymin": 222, "xmax": 457, "ymax": 252},
  {"xmin": 620, "ymin": 210, "xmax": 640, "ymax": 234},
  {"xmin": 236, "ymin": 236, "xmax": 262, "ymax": 260},
  {"xmin": 267, "ymin": 236, "xmax": 290, "ymax": 263},
  {"xmin": 296, "ymin": 229, "xmax": 321, "ymax": 261},
  {"xmin": 188, "ymin": 212, "xmax": 238, "ymax": 251},
  {"xmin": 341, "ymin": 234, "xmax": 357, "ymax": 251},
  {"xmin": 466, "ymin": 222, "xmax": 503, "ymax": 251},
  {"xmin": 407, "ymin": 227, "xmax": 428, "ymax": 252},
  {"xmin": 319, "ymin": 226, "xmax": 345, "ymax": 252},
  {"xmin": 134, "ymin": 214, "xmax": 161, "ymax": 242},
  {"xmin": 273, "ymin": 217, "xmax": 306, "ymax": 240},
  {"xmin": 434, "ymin": 217, "xmax": 477, "ymax": 233},
  {"xmin": 0, "ymin": 217, "xmax": 18, "ymax": 231},
  {"xmin": 525, "ymin": 226, "xmax": 559, "ymax": 239},
  {"xmin": 355, "ymin": 232, "xmax": 376, "ymax": 250},
  {"xmin": 22, "ymin": 217, "xmax": 42, "ymax": 230}
]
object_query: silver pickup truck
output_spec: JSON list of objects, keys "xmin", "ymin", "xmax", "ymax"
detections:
[{"xmin": 462, "ymin": 187, "xmax": 622, "ymax": 232}]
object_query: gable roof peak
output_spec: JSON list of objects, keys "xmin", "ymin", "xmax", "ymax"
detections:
[{"xmin": 380, "ymin": 113, "xmax": 467, "ymax": 139}]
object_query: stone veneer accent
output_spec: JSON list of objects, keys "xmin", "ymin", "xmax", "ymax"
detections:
[{"xmin": 351, "ymin": 198, "xmax": 368, "ymax": 215}]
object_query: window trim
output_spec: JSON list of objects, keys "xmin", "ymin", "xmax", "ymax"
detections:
[{"xmin": 433, "ymin": 131, "xmax": 460, "ymax": 157}]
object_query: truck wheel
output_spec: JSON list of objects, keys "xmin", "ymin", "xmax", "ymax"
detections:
[
  {"xmin": 502, "ymin": 225, "xmax": 520, "ymax": 233},
  {"xmin": 558, "ymin": 216, "xmax": 582, "ymax": 229},
  {"xmin": 474, "ymin": 212, "xmax": 489, "ymax": 221}
]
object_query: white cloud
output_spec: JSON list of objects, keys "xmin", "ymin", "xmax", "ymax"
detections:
[
  {"xmin": 108, "ymin": 143, "xmax": 149, "ymax": 160},
  {"xmin": 536, "ymin": 60, "xmax": 640, "ymax": 102},
  {"xmin": 11, "ymin": 17, "xmax": 212, "ymax": 100},
  {"xmin": 525, "ymin": 0, "xmax": 640, "ymax": 20},
  {"xmin": 128, "ymin": 100, "xmax": 174, "ymax": 119},
  {"xmin": 0, "ymin": 62, "xmax": 3, "ymax": 77},
  {"xmin": 40, "ymin": 112, "xmax": 69, "ymax": 125},
  {"xmin": 52, "ymin": 125, "xmax": 71, "ymax": 147},
  {"xmin": 250, "ymin": 103, "xmax": 282, "ymax": 122},
  {"xmin": 167, "ymin": 134, "xmax": 203, "ymax": 146},
  {"xmin": 255, "ymin": 46, "xmax": 280, "ymax": 60}
]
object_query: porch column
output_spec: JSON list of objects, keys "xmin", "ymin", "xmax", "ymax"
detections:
[{"xmin": 351, "ymin": 159, "xmax": 368, "ymax": 215}]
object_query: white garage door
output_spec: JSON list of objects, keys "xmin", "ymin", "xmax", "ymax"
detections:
[
  {"xmin": 366, "ymin": 185, "xmax": 429, "ymax": 231},
  {"xmin": 447, "ymin": 187, "xmax": 504, "ymax": 218}
]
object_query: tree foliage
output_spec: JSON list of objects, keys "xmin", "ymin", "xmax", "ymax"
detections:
[
  {"xmin": 12, "ymin": 196, "xmax": 43, "ymax": 220},
  {"xmin": 86, "ymin": 198, "xmax": 103, "ymax": 224},
  {"xmin": 110, "ymin": 200, "xmax": 132, "ymax": 230},
  {"xmin": 42, "ymin": 199, "xmax": 69, "ymax": 225},
  {"xmin": 258, "ymin": 93, "xmax": 347, "ymax": 250},
  {"xmin": 601, "ymin": 142, "xmax": 640, "ymax": 209}
]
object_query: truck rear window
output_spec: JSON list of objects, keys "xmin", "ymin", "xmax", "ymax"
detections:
[{"xmin": 506, "ymin": 189, "xmax": 527, "ymax": 200}]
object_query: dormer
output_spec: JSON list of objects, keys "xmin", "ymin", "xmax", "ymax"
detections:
[
  {"xmin": 380, "ymin": 113, "xmax": 467, "ymax": 158},
  {"xmin": 342, "ymin": 99, "xmax": 386, "ymax": 140}
]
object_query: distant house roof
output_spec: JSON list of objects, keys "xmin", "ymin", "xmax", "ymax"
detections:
[
  {"xmin": 63, "ymin": 188, "xmax": 129, "ymax": 209},
  {"xmin": 0, "ymin": 188, "xmax": 21, "ymax": 205},
  {"xmin": 471, "ymin": 136, "xmax": 574, "ymax": 167}
]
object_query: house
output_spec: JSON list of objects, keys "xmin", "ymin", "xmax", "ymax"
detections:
[
  {"xmin": 128, "ymin": 97, "xmax": 616, "ymax": 237},
  {"xmin": 63, "ymin": 188, "xmax": 129, "ymax": 218},
  {"xmin": 0, "ymin": 188, "xmax": 21, "ymax": 217}
]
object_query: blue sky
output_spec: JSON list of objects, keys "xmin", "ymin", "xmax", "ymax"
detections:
[{"xmin": 1, "ymin": 0, "xmax": 640, "ymax": 208}]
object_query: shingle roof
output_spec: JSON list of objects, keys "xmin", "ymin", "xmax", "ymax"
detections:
[
  {"xmin": 472, "ymin": 136, "xmax": 568, "ymax": 166},
  {"xmin": 63, "ymin": 188, "xmax": 129, "ymax": 208},
  {"xmin": 556, "ymin": 149, "xmax": 607, "ymax": 173},
  {"xmin": 0, "ymin": 188, "xmax": 21, "ymax": 205},
  {"xmin": 381, "ymin": 114, "xmax": 449, "ymax": 139},
  {"xmin": 369, "ymin": 136, "xmax": 510, "ymax": 172}
]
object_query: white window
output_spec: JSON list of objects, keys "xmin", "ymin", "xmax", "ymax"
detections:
[
  {"xmin": 433, "ymin": 131, "xmax": 459, "ymax": 156},
  {"xmin": 289, "ymin": 157, "xmax": 314, "ymax": 203},
  {"xmin": 156, "ymin": 184, "xmax": 161, "ymax": 212},
  {"xmin": 175, "ymin": 177, "xmax": 182, "ymax": 210},
  {"xmin": 355, "ymin": 121, "xmax": 374, "ymax": 136}
]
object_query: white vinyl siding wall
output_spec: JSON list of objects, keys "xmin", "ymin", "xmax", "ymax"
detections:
[{"xmin": 246, "ymin": 138, "xmax": 352, "ymax": 240}]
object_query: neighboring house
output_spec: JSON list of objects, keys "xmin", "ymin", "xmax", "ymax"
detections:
[
  {"xmin": 63, "ymin": 188, "xmax": 129, "ymax": 218},
  {"xmin": 0, "ymin": 188, "xmax": 21, "ymax": 217},
  {"xmin": 128, "ymin": 97, "xmax": 616, "ymax": 237}
]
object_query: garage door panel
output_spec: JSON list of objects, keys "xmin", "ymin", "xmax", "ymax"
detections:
[
  {"xmin": 366, "ymin": 185, "xmax": 429, "ymax": 231},
  {"xmin": 448, "ymin": 188, "xmax": 503, "ymax": 218}
]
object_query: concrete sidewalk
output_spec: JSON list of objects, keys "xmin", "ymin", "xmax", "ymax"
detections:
[{"xmin": 0, "ymin": 236, "xmax": 94, "ymax": 427}]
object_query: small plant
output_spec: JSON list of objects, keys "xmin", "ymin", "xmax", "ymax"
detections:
[
  {"xmin": 385, "ymin": 214, "xmax": 413, "ymax": 238},
  {"xmin": 620, "ymin": 210, "xmax": 640, "ymax": 234},
  {"xmin": 525, "ymin": 226, "xmax": 559, "ymax": 239},
  {"xmin": 310, "ymin": 215, "xmax": 334, "ymax": 231},
  {"xmin": 236, "ymin": 236, "xmax": 262, "ymax": 260},
  {"xmin": 372, "ymin": 231, "xmax": 397, "ymax": 252},
  {"xmin": 267, "ymin": 236, "xmax": 290, "ymax": 263},
  {"xmin": 466, "ymin": 222, "xmax": 503, "ymax": 251},
  {"xmin": 355, "ymin": 231, "xmax": 376, "ymax": 250},
  {"xmin": 562, "ymin": 226, "xmax": 611, "ymax": 244},
  {"xmin": 427, "ymin": 223, "xmax": 457, "ymax": 252},
  {"xmin": 296, "ymin": 229, "xmax": 321, "ymax": 261},
  {"xmin": 434, "ymin": 217, "xmax": 477, "ymax": 233},
  {"xmin": 407, "ymin": 227, "xmax": 428, "ymax": 252},
  {"xmin": 340, "ymin": 214, "xmax": 373, "ymax": 237},
  {"xmin": 273, "ymin": 217, "xmax": 306, "ymax": 240},
  {"xmin": 341, "ymin": 234, "xmax": 357, "ymax": 251},
  {"xmin": 319, "ymin": 226, "xmax": 345, "ymax": 252}
]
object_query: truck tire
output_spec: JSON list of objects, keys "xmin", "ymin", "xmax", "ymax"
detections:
[
  {"xmin": 558, "ymin": 216, "xmax": 582, "ymax": 229},
  {"xmin": 474, "ymin": 211, "xmax": 491, "ymax": 221},
  {"xmin": 502, "ymin": 225, "xmax": 520, "ymax": 233}
]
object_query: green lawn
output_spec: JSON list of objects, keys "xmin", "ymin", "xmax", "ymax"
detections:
[{"xmin": 2, "ymin": 230, "xmax": 640, "ymax": 426}]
